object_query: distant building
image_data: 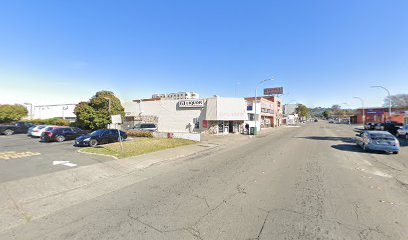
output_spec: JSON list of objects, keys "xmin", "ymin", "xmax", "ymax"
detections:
[
  {"xmin": 354, "ymin": 107, "xmax": 407, "ymax": 124},
  {"xmin": 152, "ymin": 92, "xmax": 199, "ymax": 100},
  {"xmin": 30, "ymin": 104, "xmax": 76, "ymax": 122}
]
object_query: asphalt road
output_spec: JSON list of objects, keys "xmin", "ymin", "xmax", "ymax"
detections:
[
  {"xmin": 0, "ymin": 134, "xmax": 112, "ymax": 183},
  {"xmin": 2, "ymin": 122, "xmax": 408, "ymax": 239}
]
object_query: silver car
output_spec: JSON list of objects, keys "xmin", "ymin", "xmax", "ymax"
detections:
[
  {"xmin": 132, "ymin": 123, "xmax": 158, "ymax": 132},
  {"xmin": 355, "ymin": 131, "xmax": 400, "ymax": 154},
  {"xmin": 397, "ymin": 125, "xmax": 408, "ymax": 139}
]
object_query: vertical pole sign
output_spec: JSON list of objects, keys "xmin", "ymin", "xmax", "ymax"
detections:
[{"xmin": 111, "ymin": 114, "xmax": 124, "ymax": 152}]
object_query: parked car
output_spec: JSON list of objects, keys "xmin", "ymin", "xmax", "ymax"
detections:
[
  {"xmin": 355, "ymin": 131, "xmax": 400, "ymax": 154},
  {"xmin": 132, "ymin": 123, "xmax": 158, "ymax": 132},
  {"xmin": 41, "ymin": 127, "xmax": 89, "ymax": 142},
  {"xmin": 375, "ymin": 122, "xmax": 404, "ymax": 135},
  {"xmin": 374, "ymin": 123, "xmax": 383, "ymax": 130},
  {"xmin": 75, "ymin": 129, "xmax": 127, "ymax": 147},
  {"xmin": 364, "ymin": 122, "xmax": 377, "ymax": 130},
  {"xmin": 0, "ymin": 122, "xmax": 35, "ymax": 135},
  {"xmin": 396, "ymin": 125, "xmax": 408, "ymax": 139},
  {"xmin": 28, "ymin": 125, "xmax": 50, "ymax": 137}
]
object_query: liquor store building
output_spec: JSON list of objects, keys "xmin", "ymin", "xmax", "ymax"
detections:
[{"xmin": 123, "ymin": 96, "xmax": 248, "ymax": 134}]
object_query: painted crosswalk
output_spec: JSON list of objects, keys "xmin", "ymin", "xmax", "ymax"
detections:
[{"xmin": 0, "ymin": 151, "xmax": 41, "ymax": 160}]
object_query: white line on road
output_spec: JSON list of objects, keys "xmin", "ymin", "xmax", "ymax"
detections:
[{"xmin": 52, "ymin": 161, "xmax": 78, "ymax": 167}]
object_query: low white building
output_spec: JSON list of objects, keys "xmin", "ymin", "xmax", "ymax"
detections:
[
  {"xmin": 152, "ymin": 92, "xmax": 199, "ymax": 100},
  {"xmin": 29, "ymin": 104, "xmax": 76, "ymax": 122},
  {"xmin": 123, "ymin": 97, "xmax": 247, "ymax": 134}
]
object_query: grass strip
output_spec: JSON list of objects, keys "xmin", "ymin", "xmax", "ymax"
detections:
[{"xmin": 80, "ymin": 138, "xmax": 196, "ymax": 159}]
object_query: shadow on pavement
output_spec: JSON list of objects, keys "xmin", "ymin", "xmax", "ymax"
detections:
[
  {"xmin": 297, "ymin": 136, "xmax": 355, "ymax": 143},
  {"xmin": 332, "ymin": 144, "xmax": 397, "ymax": 155},
  {"xmin": 331, "ymin": 144, "xmax": 363, "ymax": 152}
]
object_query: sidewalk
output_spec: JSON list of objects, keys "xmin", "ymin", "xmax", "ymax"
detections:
[{"xmin": 0, "ymin": 141, "xmax": 218, "ymax": 233}]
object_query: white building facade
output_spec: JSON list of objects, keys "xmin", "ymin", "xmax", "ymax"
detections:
[
  {"xmin": 29, "ymin": 104, "xmax": 76, "ymax": 122},
  {"xmin": 123, "ymin": 97, "xmax": 247, "ymax": 134}
]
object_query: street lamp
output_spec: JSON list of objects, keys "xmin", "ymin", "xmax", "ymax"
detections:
[
  {"xmin": 342, "ymin": 102, "xmax": 350, "ymax": 124},
  {"xmin": 370, "ymin": 85, "xmax": 391, "ymax": 121},
  {"xmin": 353, "ymin": 97, "xmax": 365, "ymax": 126},
  {"xmin": 254, "ymin": 78, "xmax": 273, "ymax": 134},
  {"xmin": 23, "ymin": 103, "xmax": 33, "ymax": 120}
]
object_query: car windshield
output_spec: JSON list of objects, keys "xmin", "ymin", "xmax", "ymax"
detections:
[
  {"xmin": 371, "ymin": 134, "xmax": 395, "ymax": 140},
  {"xmin": 90, "ymin": 130, "xmax": 105, "ymax": 136}
]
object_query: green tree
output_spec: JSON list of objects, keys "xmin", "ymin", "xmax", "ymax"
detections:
[
  {"xmin": 74, "ymin": 91, "xmax": 125, "ymax": 130},
  {"xmin": 296, "ymin": 104, "xmax": 311, "ymax": 119},
  {"xmin": 0, "ymin": 104, "xmax": 28, "ymax": 123},
  {"xmin": 322, "ymin": 110, "xmax": 331, "ymax": 119}
]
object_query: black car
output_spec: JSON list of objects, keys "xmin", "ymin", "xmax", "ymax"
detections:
[
  {"xmin": 364, "ymin": 122, "xmax": 377, "ymax": 130},
  {"xmin": 75, "ymin": 129, "xmax": 127, "ymax": 147},
  {"xmin": 0, "ymin": 122, "xmax": 35, "ymax": 135},
  {"xmin": 41, "ymin": 127, "xmax": 89, "ymax": 142}
]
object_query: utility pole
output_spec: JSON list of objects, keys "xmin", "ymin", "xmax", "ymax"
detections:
[
  {"xmin": 254, "ymin": 78, "xmax": 273, "ymax": 134},
  {"xmin": 104, "ymin": 97, "xmax": 123, "ymax": 152}
]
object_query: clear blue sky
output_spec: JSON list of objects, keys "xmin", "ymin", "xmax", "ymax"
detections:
[{"xmin": 1, "ymin": 0, "xmax": 407, "ymax": 108}]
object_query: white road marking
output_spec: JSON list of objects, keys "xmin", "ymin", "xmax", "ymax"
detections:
[{"xmin": 52, "ymin": 160, "xmax": 78, "ymax": 167}]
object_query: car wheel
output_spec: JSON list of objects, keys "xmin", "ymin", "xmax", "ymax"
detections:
[
  {"xmin": 55, "ymin": 135, "xmax": 65, "ymax": 142},
  {"xmin": 393, "ymin": 151, "xmax": 399, "ymax": 154},
  {"xmin": 117, "ymin": 136, "xmax": 124, "ymax": 142},
  {"xmin": 89, "ymin": 139, "xmax": 98, "ymax": 147},
  {"xmin": 3, "ymin": 129, "xmax": 14, "ymax": 135}
]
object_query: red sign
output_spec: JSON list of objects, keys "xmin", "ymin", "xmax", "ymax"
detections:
[
  {"xmin": 203, "ymin": 120, "xmax": 208, "ymax": 128},
  {"xmin": 264, "ymin": 87, "xmax": 283, "ymax": 95}
]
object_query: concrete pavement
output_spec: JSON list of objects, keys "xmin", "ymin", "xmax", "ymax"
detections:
[{"xmin": 1, "ymin": 122, "xmax": 408, "ymax": 239}]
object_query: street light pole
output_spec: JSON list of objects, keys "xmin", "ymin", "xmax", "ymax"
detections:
[
  {"xmin": 254, "ymin": 78, "xmax": 273, "ymax": 134},
  {"xmin": 342, "ymin": 102, "xmax": 350, "ymax": 124},
  {"xmin": 353, "ymin": 97, "xmax": 365, "ymax": 126},
  {"xmin": 370, "ymin": 86, "xmax": 391, "ymax": 121}
]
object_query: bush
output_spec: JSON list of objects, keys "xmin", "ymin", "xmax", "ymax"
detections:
[
  {"xmin": 126, "ymin": 130, "xmax": 154, "ymax": 138},
  {"xmin": 25, "ymin": 118, "xmax": 71, "ymax": 126}
]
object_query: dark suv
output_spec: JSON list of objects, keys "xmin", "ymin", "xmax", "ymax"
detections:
[
  {"xmin": 378, "ymin": 122, "xmax": 404, "ymax": 135},
  {"xmin": 41, "ymin": 127, "xmax": 89, "ymax": 142},
  {"xmin": 75, "ymin": 129, "xmax": 127, "ymax": 147}
]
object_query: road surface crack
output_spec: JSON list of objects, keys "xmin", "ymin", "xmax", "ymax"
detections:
[
  {"xmin": 127, "ymin": 210, "xmax": 163, "ymax": 233},
  {"xmin": 352, "ymin": 202, "xmax": 360, "ymax": 220},
  {"xmin": 193, "ymin": 195, "xmax": 210, "ymax": 208},
  {"xmin": 256, "ymin": 211, "xmax": 270, "ymax": 239}
]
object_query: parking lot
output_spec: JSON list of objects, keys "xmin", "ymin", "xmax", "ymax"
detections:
[{"xmin": 0, "ymin": 134, "xmax": 113, "ymax": 183}]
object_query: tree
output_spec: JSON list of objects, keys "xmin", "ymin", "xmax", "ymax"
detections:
[
  {"xmin": 322, "ymin": 110, "xmax": 331, "ymax": 119},
  {"xmin": 74, "ymin": 91, "xmax": 125, "ymax": 130},
  {"xmin": 384, "ymin": 94, "xmax": 408, "ymax": 108},
  {"xmin": 0, "ymin": 104, "xmax": 28, "ymax": 123},
  {"xmin": 296, "ymin": 104, "xmax": 311, "ymax": 119}
]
